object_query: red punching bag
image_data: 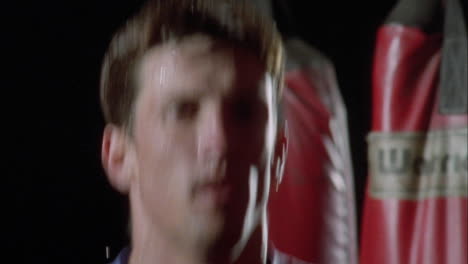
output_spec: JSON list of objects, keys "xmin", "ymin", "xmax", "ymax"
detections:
[
  {"xmin": 268, "ymin": 38, "xmax": 358, "ymax": 264},
  {"xmin": 360, "ymin": 0, "xmax": 467, "ymax": 263}
]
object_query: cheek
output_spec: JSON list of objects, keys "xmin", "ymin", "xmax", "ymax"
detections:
[{"xmin": 134, "ymin": 122, "xmax": 197, "ymax": 206}]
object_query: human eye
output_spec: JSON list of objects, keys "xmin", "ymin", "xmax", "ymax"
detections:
[
  {"xmin": 167, "ymin": 100, "xmax": 199, "ymax": 122},
  {"xmin": 175, "ymin": 100, "xmax": 199, "ymax": 121},
  {"xmin": 230, "ymin": 97, "xmax": 258, "ymax": 123}
]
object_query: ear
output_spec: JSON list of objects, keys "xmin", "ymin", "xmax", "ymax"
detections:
[
  {"xmin": 271, "ymin": 120, "xmax": 288, "ymax": 191},
  {"xmin": 101, "ymin": 124, "xmax": 135, "ymax": 194}
]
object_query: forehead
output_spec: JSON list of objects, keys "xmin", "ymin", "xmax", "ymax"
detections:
[{"xmin": 137, "ymin": 34, "xmax": 267, "ymax": 99}]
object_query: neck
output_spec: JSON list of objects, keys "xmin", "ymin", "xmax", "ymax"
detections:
[{"xmin": 128, "ymin": 190, "xmax": 268, "ymax": 264}]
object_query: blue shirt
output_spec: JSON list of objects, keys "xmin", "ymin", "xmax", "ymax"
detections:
[
  {"xmin": 109, "ymin": 246, "xmax": 312, "ymax": 264},
  {"xmin": 110, "ymin": 247, "xmax": 130, "ymax": 264}
]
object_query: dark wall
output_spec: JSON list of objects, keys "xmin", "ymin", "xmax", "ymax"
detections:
[{"xmin": 6, "ymin": 0, "xmax": 395, "ymax": 263}]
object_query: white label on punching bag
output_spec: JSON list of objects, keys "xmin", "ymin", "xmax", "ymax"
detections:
[{"xmin": 368, "ymin": 128, "xmax": 468, "ymax": 199}]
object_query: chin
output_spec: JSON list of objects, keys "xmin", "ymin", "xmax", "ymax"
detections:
[
  {"xmin": 193, "ymin": 212, "xmax": 243, "ymax": 252},
  {"xmin": 191, "ymin": 211, "xmax": 225, "ymax": 241}
]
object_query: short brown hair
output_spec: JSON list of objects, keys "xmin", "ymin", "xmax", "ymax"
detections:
[{"xmin": 100, "ymin": 0, "xmax": 284, "ymax": 131}]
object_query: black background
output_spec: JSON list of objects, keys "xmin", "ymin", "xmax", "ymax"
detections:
[{"xmin": 6, "ymin": 0, "xmax": 396, "ymax": 263}]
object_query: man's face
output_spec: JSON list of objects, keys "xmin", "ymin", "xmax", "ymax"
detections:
[{"xmin": 129, "ymin": 35, "xmax": 276, "ymax": 254}]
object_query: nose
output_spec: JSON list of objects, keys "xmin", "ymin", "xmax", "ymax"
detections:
[{"xmin": 197, "ymin": 103, "xmax": 227, "ymax": 161}]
